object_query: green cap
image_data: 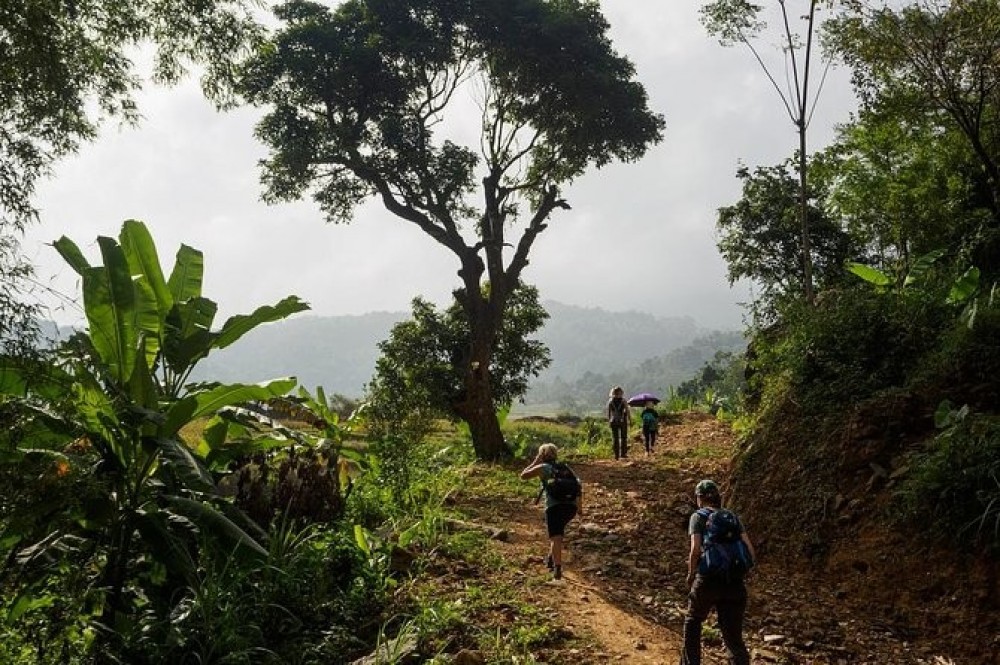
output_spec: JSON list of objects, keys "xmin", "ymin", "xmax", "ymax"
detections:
[{"xmin": 695, "ymin": 479, "xmax": 720, "ymax": 496}]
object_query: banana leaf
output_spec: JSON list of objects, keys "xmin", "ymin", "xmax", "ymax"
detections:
[
  {"xmin": 83, "ymin": 238, "xmax": 138, "ymax": 384},
  {"xmin": 188, "ymin": 378, "xmax": 298, "ymax": 420},
  {"xmin": 159, "ymin": 437, "xmax": 217, "ymax": 495},
  {"xmin": 214, "ymin": 296, "xmax": 310, "ymax": 350},
  {"xmin": 120, "ymin": 220, "xmax": 173, "ymax": 321},
  {"xmin": 163, "ymin": 297, "xmax": 218, "ymax": 372},
  {"xmin": 52, "ymin": 236, "xmax": 91, "ymax": 276},
  {"xmin": 167, "ymin": 244, "xmax": 204, "ymax": 303},
  {"xmin": 133, "ymin": 508, "xmax": 197, "ymax": 585},
  {"xmin": 947, "ymin": 266, "xmax": 980, "ymax": 305},
  {"xmin": 164, "ymin": 495, "xmax": 268, "ymax": 561},
  {"xmin": 846, "ymin": 262, "xmax": 891, "ymax": 288},
  {"xmin": 904, "ymin": 249, "xmax": 945, "ymax": 287}
]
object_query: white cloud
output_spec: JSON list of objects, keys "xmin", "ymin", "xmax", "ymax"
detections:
[{"xmin": 24, "ymin": 0, "xmax": 856, "ymax": 333}]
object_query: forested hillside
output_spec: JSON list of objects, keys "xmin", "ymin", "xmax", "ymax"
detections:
[
  {"xmin": 184, "ymin": 302, "xmax": 733, "ymax": 398},
  {"xmin": 524, "ymin": 329, "xmax": 746, "ymax": 410}
]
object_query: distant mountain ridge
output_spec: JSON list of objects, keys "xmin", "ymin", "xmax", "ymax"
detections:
[{"xmin": 41, "ymin": 302, "xmax": 744, "ymax": 399}]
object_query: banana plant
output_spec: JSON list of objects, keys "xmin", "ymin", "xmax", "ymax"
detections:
[
  {"xmin": 198, "ymin": 385, "xmax": 368, "ymax": 526},
  {"xmin": 846, "ymin": 249, "xmax": 946, "ymax": 291},
  {"xmin": 0, "ymin": 220, "xmax": 308, "ymax": 635},
  {"xmin": 847, "ymin": 250, "xmax": 987, "ymax": 327}
]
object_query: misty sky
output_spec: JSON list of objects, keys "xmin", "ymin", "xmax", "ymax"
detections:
[{"xmin": 23, "ymin": 2, "xmax": 858, "ymax": 331}]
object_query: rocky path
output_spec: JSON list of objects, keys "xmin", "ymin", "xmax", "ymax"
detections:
[
  {"xmin": 467, "ymin": 413, "xmax": 735, "ymax": 663},
  {"xmin": 463, "ymin": 412, "xmax": 969, "ymax": 664}
]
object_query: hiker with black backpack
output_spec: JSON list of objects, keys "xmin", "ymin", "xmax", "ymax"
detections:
[
  {"xmin": 607, "ymin": 386, "xmax": 631, "ymax": 460},
  {"xmin": 520, "ymin": 443, "xmax": 582, "ymax": 580},
  {"xmin": 682, "ymin": 479, "xmax": 756, "ymax": 665}
]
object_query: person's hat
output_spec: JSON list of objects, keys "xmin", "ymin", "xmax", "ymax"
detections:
[{"xmin": 695, "ymin": 479, "xmax": 720, "ymax": 496}]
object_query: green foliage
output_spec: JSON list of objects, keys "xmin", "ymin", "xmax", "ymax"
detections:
[
  {"xmin": 700, "ymin": 0, "xmax": 766, "ymax": 46},
  {"xmin": 0, "ymin": 220, "xmax": 308, "ymax": 656},
  {"xmin": 675, "ymin": 350, "xmax": 747, "ymax": 415},
  {"xmin": 897, "ymin": 406, "xmax": 1000, "ymax": 552},
  {"xmin": 661, "ymin": 385, "xmax": 695, "ymax": 413},
  {"xmin": 504, "ymin": 419, "xmax": 579, "ymax": 458},
  {"xmin": 226, "ymin": 387, "xmax": 362, "ymax": 528},
  {"xmin": 119, "ymin": 523, "xmax": 382, "ymax": 664},
  {"xmin": 814, "ymin": 111, "xmax": 989, "ymax": 273},
  {"xmin": 366, "ymin": 284, "xmax": 551, "ymax": 436},
  {"xmin": 716, "ymin": 159, "xmax": 852, "ymax": 319},
  {"xmin": 0, "ymin": 235, "xmax": 39, "ymax": 361},
  {"xmin": 828, "ymin": 0, "xmax": 1000, "ymax": 231},
  {"xmin": 751, "ymin": 287, "xmax": 951, "ymax": 411},
  {"xmin": 0, "ymin": 0, "xmax": 262, "ymax": 230}
]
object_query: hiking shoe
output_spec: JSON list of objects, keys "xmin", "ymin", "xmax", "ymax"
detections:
[
  {"xmin": 545, "ymin": 554, "xmax": 554, "ymax": 570},
  {"xmin": 553, "ymin": 566, "xmax": 562, "ymax": 580}
]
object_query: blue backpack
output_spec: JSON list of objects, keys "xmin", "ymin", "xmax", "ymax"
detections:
[{"xmin": 696, "ymin": 508, "xmax": 754, "ymax": 581}]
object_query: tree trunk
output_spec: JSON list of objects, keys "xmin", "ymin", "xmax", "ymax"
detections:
[
  {"xmin": 452, "ymin": 264, "xmax": 511, "ymax": 461},
  {"xmin": 454, "ymin": 330, "xmax": 510, "ymax": 461},
  {"xmin": 798, "ymin": 122, "xmax": 814, "ymax": 303}
]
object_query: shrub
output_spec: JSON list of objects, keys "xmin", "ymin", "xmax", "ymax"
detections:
[
  {"xmin": 896, "ymin": 408, "xmax": 1000, "ymax": 553},
  {"xmin": 752, "ymin": 287, "xmax": 951, "ymax": 411}
]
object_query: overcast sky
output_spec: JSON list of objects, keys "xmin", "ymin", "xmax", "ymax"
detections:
[{"xmin": 24, "ymin": 2, "xmax": 858, "ymax": 331}]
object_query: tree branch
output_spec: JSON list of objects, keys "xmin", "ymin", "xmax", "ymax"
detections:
[{"xmin": 506, "ymin": 186, "xmax": 569, "ymax": 285}]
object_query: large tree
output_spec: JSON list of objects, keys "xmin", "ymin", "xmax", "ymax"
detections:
[
  {"xmin": 367, "ymin": 283, "xmax": 550, "ymax": 453},
  {"xmin": 826, "ymin": 0, "xmax": 1000, "ymax": 275},
  {"xmin": 238, "ymin": 0, "xmax": 664, "ymax": 460},
  {"xmin": 716, "ymin": 159, "xmax": 850, "ymax": 320},
  {"xmin": 701, "ymin": 0, "xmax": 838, "ymax": 303},
  {"xmin": 0, "ymin": 0, "xmax": 263, "ymax": 355}
]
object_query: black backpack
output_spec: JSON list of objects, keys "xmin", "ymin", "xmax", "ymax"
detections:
[
  {"xmin": 539, "ymin": 462, "xmax": 581, "ymax": 503},
  {"xmin": 696, "ymin": 507, "xmax": 754, "ymax": 580}
]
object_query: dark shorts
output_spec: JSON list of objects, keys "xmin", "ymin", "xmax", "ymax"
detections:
[{"xmin": 545, "ymin": 503, "xmax": 577, "ymax": 537}]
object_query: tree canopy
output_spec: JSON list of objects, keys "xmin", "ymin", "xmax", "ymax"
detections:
[
  {"xmin": 1, "ymin": 0, "xmax": 263, "ymax": 229},
  {"xmin": 826, "ymin": 0, "xmax": 1000, "ymax": 277},
  {"xmin": 0, "ymin": 0, "xmax": 264, "ymax": 358},
  {"xmin": 239, "ymin": 0, "xmax": 664, "ymax": 459},
  {"xmin": 716, "ymin": 159, "xmax": 851, "ymax": 318}
]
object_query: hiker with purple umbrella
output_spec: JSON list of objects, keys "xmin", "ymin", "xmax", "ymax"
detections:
[{"xmin": 628, "ymin": 392, "xmax": 660, "ymax": 455}]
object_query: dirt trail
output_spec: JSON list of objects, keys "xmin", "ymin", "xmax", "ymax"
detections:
[
  {"xmin": 465, "ymin": 412, "xmax": 977, "ymax": 664},
  {"xmin": 471, "ymin": 413, "xmax": 735, "ymax": 663}
]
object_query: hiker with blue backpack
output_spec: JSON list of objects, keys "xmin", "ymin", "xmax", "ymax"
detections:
[
  {"xmin": 682, "ymin": 479, "xmax": 756, "ymax": 665},
  {"xmin": 640, "ymin": 400, "xmax": 658, "ymax": 454},
  {"xmin": 520, "ymin": 443, "xmax": 582, "ymax": 580}
]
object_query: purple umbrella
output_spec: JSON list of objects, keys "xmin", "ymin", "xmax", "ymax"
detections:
[{"xmin": 627, "ymin": 392, "xmax": 660, "ymax": 407}]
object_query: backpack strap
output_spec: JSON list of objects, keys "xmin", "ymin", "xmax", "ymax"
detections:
[
  {"xmin": 534, "ymin": 462, "xmax": 552, "ymax": 505},
  {"xmin": 695, "ymin": 507, "xmax": 714, "ymax": 534}
]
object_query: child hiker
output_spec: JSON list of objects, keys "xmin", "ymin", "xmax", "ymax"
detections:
[
  {"xmin": 640, "ymin": 400, "xmax": 658, "ymax": 454},
  {"xmin": 520, "ymin": 444, "xmax": 582, "ymax": 580}
]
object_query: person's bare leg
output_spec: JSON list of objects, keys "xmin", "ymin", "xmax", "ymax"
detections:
[{"xmin": 551, "ymin": 535, "xmax": 564, "ymax": 566}]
